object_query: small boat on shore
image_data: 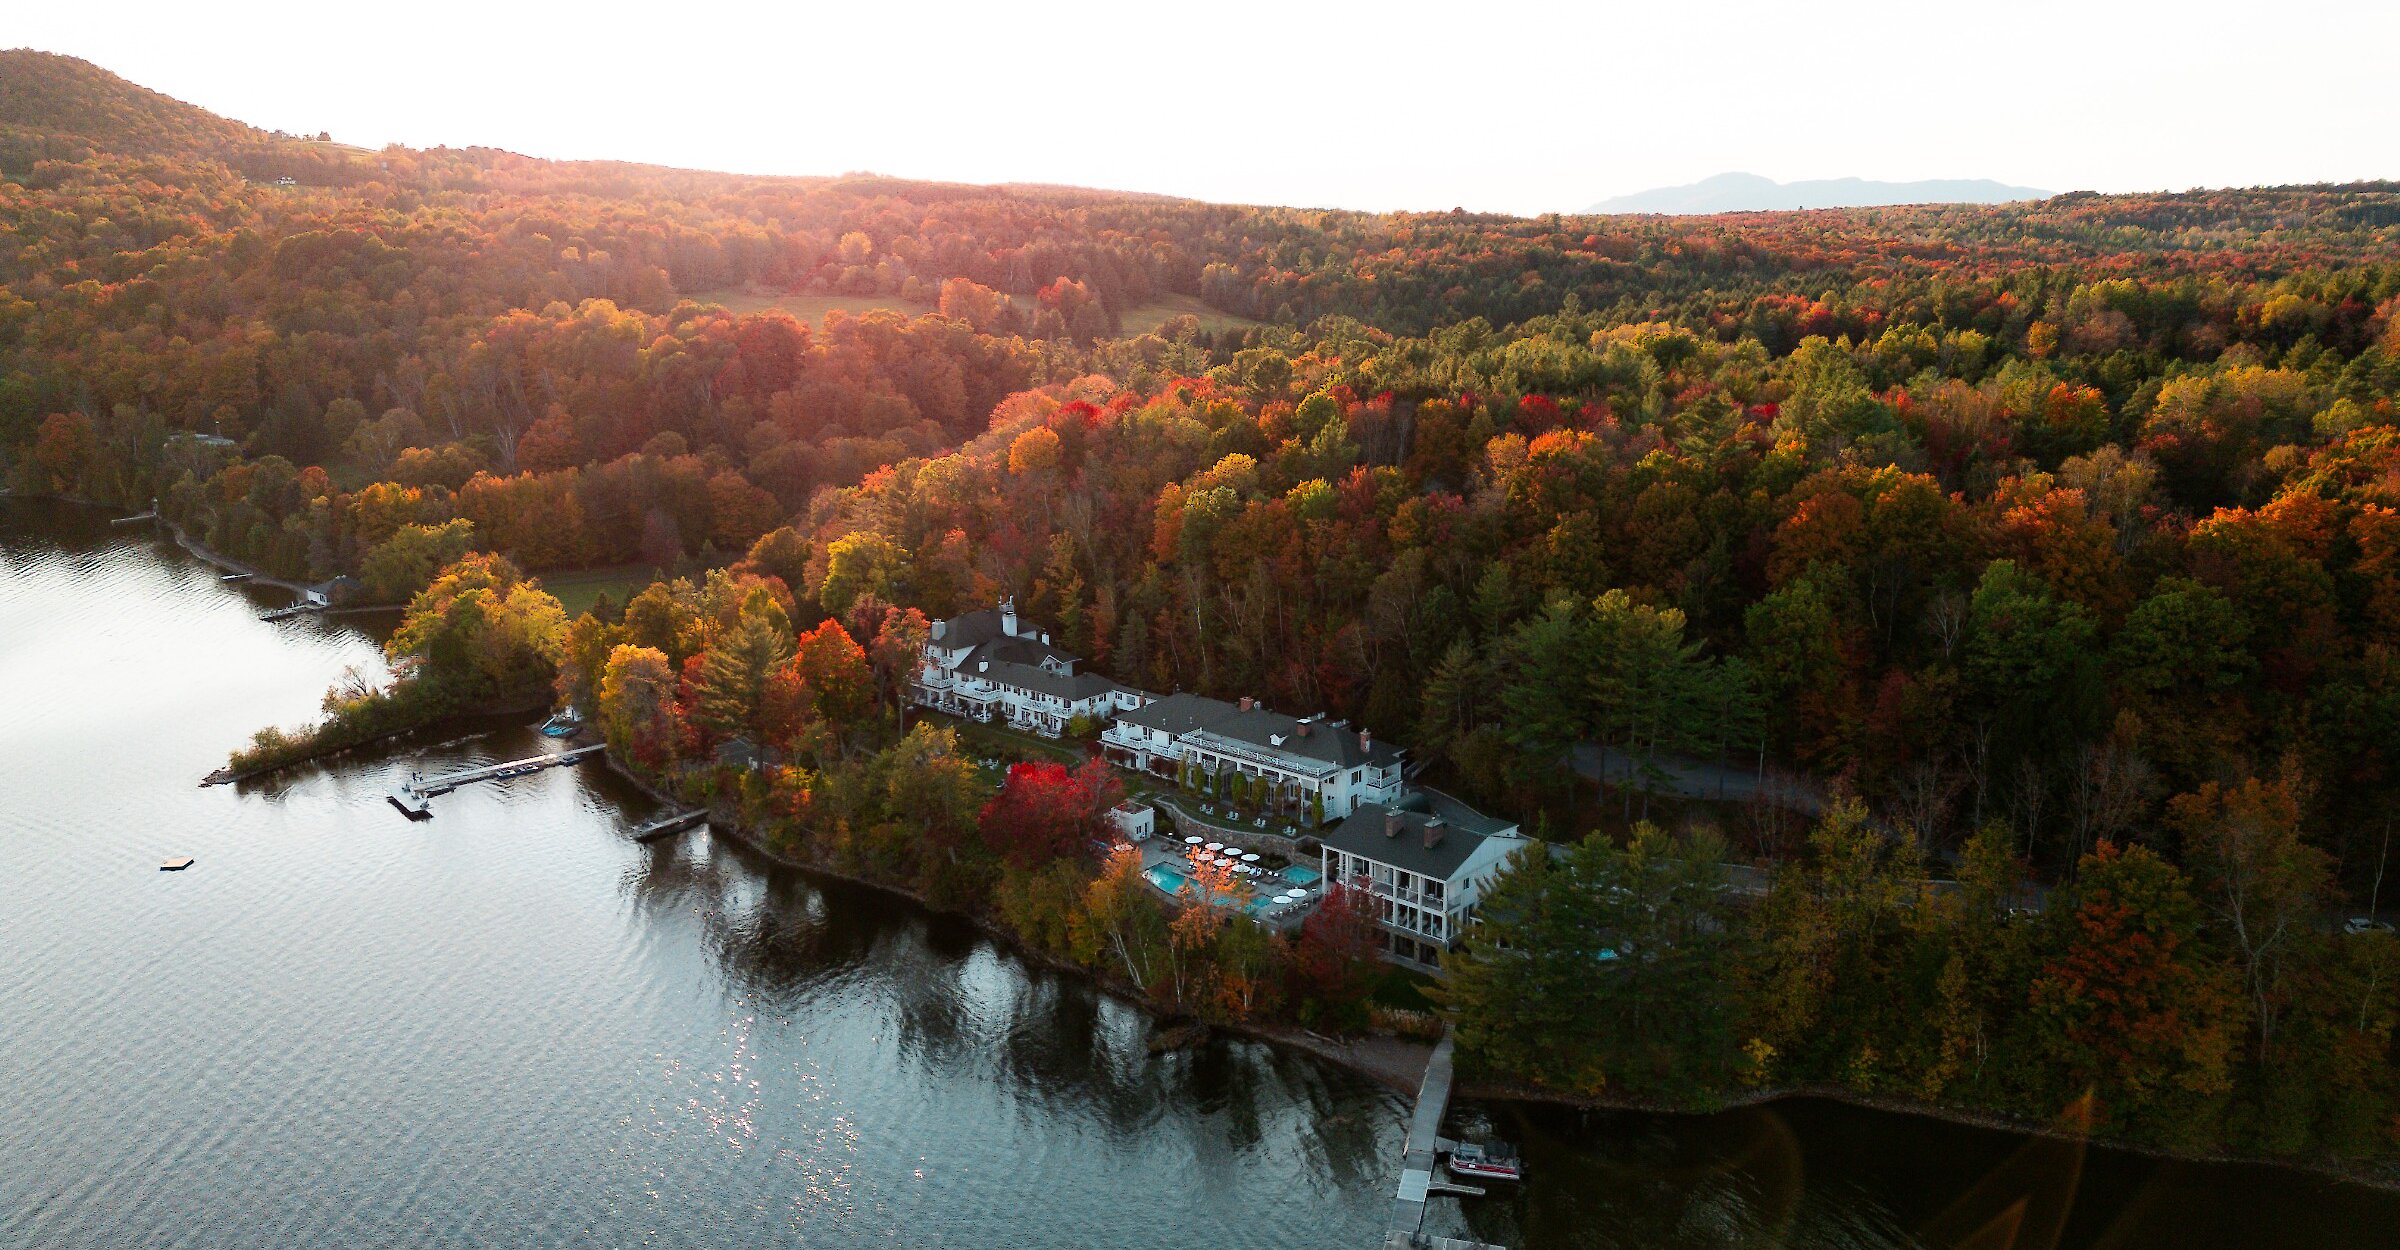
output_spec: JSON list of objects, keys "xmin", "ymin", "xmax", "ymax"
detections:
[
  {"xmin": 1444, "ymin": 1140, "xmax": 1522, "ymax": 1182},
  {"xmin": 537, "ymin": 708, "xmax": 584, "ymax": 738}
]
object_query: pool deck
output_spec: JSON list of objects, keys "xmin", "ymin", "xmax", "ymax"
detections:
[{"xmin": 1136, "ymin": 837, "xmax": 1321, "ymax": 929}]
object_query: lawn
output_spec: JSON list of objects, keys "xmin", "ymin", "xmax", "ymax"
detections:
[
  {"xmin": 1371, "ymin": 966, "xmax": 1443, "ymax": 1013},
  {"xmin": 1114, "ymin": 292, "xmax": 1264, "ymax": 336},
  {"xmin": 539, "ymin": 562, "xmax": 666, "ymax": 619}
]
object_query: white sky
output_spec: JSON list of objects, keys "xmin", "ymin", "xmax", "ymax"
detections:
[{"xmin": 17, "ymin": 0, "xmax": 2396, "ymax": 215}]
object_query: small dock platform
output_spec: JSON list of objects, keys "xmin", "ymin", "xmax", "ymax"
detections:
[
  {"xmin": 1382, "ymin": 1031, "xmax": 1509, "ymax": 1250},
  {"xmin": 219, "ymin": 571, "xmax": 253, "ymax": 582},
  {"xmin": 634, "ymin": 810, "xmax": 706, "ymax": 843},
  {"xmin": 258, "ymin": 601, "xmax": 324, "ymax": 621},
  {"xmin": 112, "ymin": 511, "xmax": 160, "ymax": 525},
  {"xmin": 388, "ymin": 745, "xmax": 602, "ymax": 819},
  {"xmin": 159, "ymin": 856, "xmax": 194, "ymax": 871}
]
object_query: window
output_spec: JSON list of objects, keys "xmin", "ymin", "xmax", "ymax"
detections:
[{"xmin": 1351, "ymin": 770, "xmax": 1361, "ymax": 784}]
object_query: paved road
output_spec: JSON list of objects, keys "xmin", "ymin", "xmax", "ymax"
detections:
[{"xmin": 1572, "ymin": 744, "xmax": 1830, "ymax": 816}]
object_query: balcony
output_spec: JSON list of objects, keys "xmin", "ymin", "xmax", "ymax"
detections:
[{"xmin": 1344, "ymin": 873, "xmax": 1446, "ymax": 910}]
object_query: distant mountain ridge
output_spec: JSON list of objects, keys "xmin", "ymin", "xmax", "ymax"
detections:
[{"xmin": 1586, "ymin": 171, "xmax": 2050, "ymax": 215}]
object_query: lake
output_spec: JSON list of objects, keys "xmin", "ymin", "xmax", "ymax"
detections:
[{"xmin": 3, "ymin": 497, "xmax": 2391, "ymax": 1249}]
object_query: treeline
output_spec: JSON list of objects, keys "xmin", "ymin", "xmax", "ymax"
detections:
[
  {"xmin": 1443, "ymin": 811, "xmax": 2399, "ymax": 1164},
  {"xmin": 797, "ymin": 304, "xmax": 2400, "ymax": 890},
  {"xmin": 16, "ymin": 48, "xmax": 2400, "ymax": 1166},
  {"xmin": 558, "ymin": 565, "xmax": 1392, "ymax": 1030},
  {"xmin": 230, "ymin": 552, "xmax": 567, "ymax": 772}
]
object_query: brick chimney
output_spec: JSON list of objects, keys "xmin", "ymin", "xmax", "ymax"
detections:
[
  {"xmin": 1238, "ymin": 696, "xmax": 1254, "ymax": 712},
  {"xmin": 1384, "ymin": 808, "xmax": 1401, "ymax": 838},
  {"xmin": 1423, "ymin": 816, "xmax": 1446, "ymax": 850}
]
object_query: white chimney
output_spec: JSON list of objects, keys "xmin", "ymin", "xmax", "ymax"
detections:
[{"xmin": 999, "ymin": 595, "xmax": 1018, "ymax": 637}]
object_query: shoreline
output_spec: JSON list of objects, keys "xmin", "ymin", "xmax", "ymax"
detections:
[
  {"xmin": 202, "ymin": 699, "xmax": 552, "ymax": 786},
  {"xmin": 593, "ymin": 751, "xmax": 2400, "ymax": 1195}
]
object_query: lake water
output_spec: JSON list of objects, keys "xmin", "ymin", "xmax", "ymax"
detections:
[{"xmin": 3, "ymin": 497, "xmax": 2393, "ymax": 1250}]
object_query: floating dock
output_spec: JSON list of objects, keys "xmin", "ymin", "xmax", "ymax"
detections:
[
  {"xmin": 258, "ymin": 601, "xmax": 324, "ymax": 621},
  {"xmin": 219, "ymin": 571, "xmax": 253, "ymax": 582},
  {"xmin": 387, "ymin": 745, "xmax": 603, "ymax": 819},
  {"xmin": 634, "ymin": 810, "xmax": 707, "ymax": 843},
  {"xmin": 159, "ymin": 856, "xmax": 194, "ymax": 871},
  {"xmin": 111, "ymin": 511, "xmax": 160, "ymax": 525}
]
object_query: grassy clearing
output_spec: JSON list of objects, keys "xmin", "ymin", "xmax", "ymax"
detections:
[
  {"xmin": 539, "ymin": 563, "xmax": 664, "ymax": 619},
  {"xmin": 680, "ymin": 287, "xmax": 1263, "ymax": 336},
  {"xmin": 681, "ymin": 288, "xmax": 933, "ymax": 322},
  {"xmin": 1115, "ymin": 292, "xmax": 1264, "ymax": 336}
]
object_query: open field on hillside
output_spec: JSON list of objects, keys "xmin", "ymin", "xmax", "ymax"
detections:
[
  {"xmin": 682, "ymin": 287, "xmax": 1262, "ymax": 335},
  {"xmin": 538, "ymin": 563, "xmax": 666, "ymax": 619},
  {"xmin": 683, "ymin": 289, "xmax": 934, "ymax": 321}
]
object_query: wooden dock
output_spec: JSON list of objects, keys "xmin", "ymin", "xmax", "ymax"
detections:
[
  {"xmin": 387, "ymin": 745, "xmax": 603, "ymax": 819},
  {"xmin": 258, "ymin": 601, "xmax": 324, "ymax": 621},
  {"xmin": 111, "ymin": 511, "xmax": 159, "ymax": 525},
  {"xmin": 1382, "ymin": 1031, "xmax": 1509, "ymax": 1250},
  {"xmin": 634, "ymin": 810, "xmax": 707, "ymax": 843}
]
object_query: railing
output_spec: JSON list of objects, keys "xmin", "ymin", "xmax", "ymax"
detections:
[{"xmin": 1183, "ymin": 733, "xmax": 1338, "ymax": 783}]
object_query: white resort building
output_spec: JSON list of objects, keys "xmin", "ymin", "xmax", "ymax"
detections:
[
  {"xmin": 910, "ymin": 598, "xmax": 1146, "ymax": 737},
  {"xmin": 1100, "ymin": 692, "xmax": 1405, "ymax": 827},
  {"xmin": 1320, "ymin": 803, "xmax": 1527, "ymax": 967}
]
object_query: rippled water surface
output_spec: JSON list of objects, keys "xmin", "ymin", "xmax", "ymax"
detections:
[{"xmin": 3, "ymin": 498, "xmax": 2393, "ymax": 1250}]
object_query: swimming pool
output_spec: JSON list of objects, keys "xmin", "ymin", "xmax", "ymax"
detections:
[
  {"xmin": 1144, "ymin": 865, "xmax": 1191, "ymax": 896},
  {"xmin": 1280, "ymin": 865, "xmax": 1322, "ymax": 887}
]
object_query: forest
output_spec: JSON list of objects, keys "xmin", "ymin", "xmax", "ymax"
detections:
[{"xmin": 8, "ymin": 50, "xmax": 2400, "ymax": 1169}]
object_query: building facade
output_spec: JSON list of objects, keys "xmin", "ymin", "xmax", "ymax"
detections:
[
  {"xmin": 1100, "ymin": 692, "xmax": 1405, "ymax": 826},
  {"xmin": 1320, "ymin": 803, "xmax": 1525, "ymax": 967},
  {"xmin": 910, "ymin": 598, "xmax": 1147, "ymax": 737},
  {"xmin": 1107, "ymin": 800, "xmax": 1156, "ymax": 842}
]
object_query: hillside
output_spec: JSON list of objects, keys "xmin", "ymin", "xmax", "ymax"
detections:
[
  {"xmin": 0, "ymin": 49, "xmax": 268, "ymax": 151},
  {"xmin": 7, "ymin": 50, "xmax": 2400, "ymax": 1170},
  {"xmin": 0, "ymin": 48, "xmax": 364, "ymax": 183},
  {"xmin": 1588, "ymin": 171, "xmax": 2050, "ymax": 214}
]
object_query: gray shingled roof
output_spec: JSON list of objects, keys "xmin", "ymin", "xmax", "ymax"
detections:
[
  {"xmin": 1322, "ymin": 804, "xmax": 1504, "ymax": 880},
  {"xmin": 979, "ymin": 659, "xmax": 1127, "ymax": 703},
  {"xmin": 930, "ymin": 607, "xmax": 1011, "ymax": 651},
  {"xmin": 1194, "ymin": 707, "xmax": 1402, "ymax": 770},
  {"xmin": 1112, "ymin": 693, "xmax": 1403, "ymax": 771},
  {"xmin": 968, "ymin": 635, "xmax": 1077, "ymax": 670},
  {"xmin": 1114, "ymin": 692, "xmax": 1242, "ymax": 736}
]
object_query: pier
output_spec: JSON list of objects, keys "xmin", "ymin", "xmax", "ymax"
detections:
[
  {"xmin": 388, "ymin": 746, "xmax": 602, "ymax": 819},
  {"xmin": 258, "ymin": 601, "xmax": 324, "ymax": 621},
  {"xmin": 634, "ymin": 809, "xmax": 707, "ymax": 843},
  {"xmin": 111, "ymin": 510, "xmax": 159, "ymax": 525},
  {"xmin": 1383, "ymin": 1032, "xmax": 1508, "ymax": 1250}
]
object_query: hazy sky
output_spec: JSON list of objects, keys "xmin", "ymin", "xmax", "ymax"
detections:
[{"xmin": 17, "ymin": 0, "xmax": 2396, "ymax": 215}]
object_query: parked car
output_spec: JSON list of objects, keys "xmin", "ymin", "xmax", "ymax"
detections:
[{"xmin": 2344, "ymin": 917, "xmax": 2396, "ymax": 936}]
